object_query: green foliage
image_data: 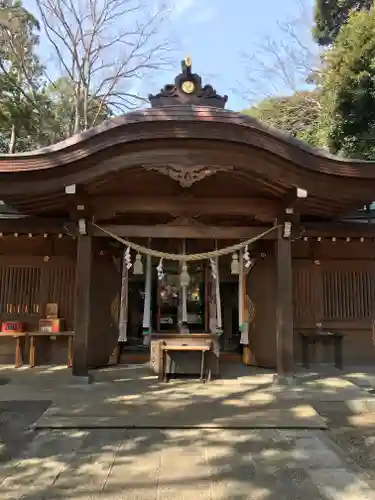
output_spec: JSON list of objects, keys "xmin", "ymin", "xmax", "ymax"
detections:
[
  {"xmin": 0, "ymin": 1, "xmax": 112, "ymax": 152},
  {"xmin": 318, "ymin": 7, "xmax": 375, "ymax": 158},
  {"xmin": 313, "ymin": 0, "xmax": 373, "ymax": 46},
  {"xmin": 243, "ymin": 92, "xmax": 321, "ymax": 147},
  {"xmin": 0, "ymin": 0, "xmax": 51, "ymax": 152}
]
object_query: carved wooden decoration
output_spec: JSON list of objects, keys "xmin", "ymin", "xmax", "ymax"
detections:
[
  {"xmin": 143, "ymin": 164, "xmax": 233, "ymax": 187},
  {"xmin": 166, "ymin": 216, "xmax": 205, "ymax": 226}
]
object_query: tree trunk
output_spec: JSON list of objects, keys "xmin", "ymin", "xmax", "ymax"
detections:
[
  {"xmin": 73, "ymin": 91, "xmax": 81, "ymax": 134},
  {"xmin": 83, "ymin": 85, "xmax": 88, "ymax": 131},
  {"xmin": 8, "ymin": 123, "xmax": 16, "ymax": 153}
]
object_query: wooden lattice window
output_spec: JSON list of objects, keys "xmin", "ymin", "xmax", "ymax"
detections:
[
  {"xmin": 322, "ymin": 264, "xmax": 374, "ymax": 321},
  {"xmin": 47, "ymin": 265, "xmax": 75, "ymax": 327},
  {"xmin": 293, "ymin": 261, "xmax": 318, "ymax": 327},
  {"xmin": 0, "ymin": 266, "xmax": 41, "ymax": 316}
]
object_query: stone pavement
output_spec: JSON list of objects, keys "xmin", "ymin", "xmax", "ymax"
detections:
[
  {"xmin": 0, "ymin": 364, "xmax": 373, "ymax": 499},
  {"xmin": 2, "ymin": 427, "xmax": 375, "ymax": 500}
]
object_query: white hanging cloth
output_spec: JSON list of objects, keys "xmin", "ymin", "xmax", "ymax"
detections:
[
  {"xmin": 180, "ymin": 240, "xmax": 188, "ymax": 323},
  {"xmin": 208, "ymin": 258, "xmax": 217, "ymax": 333},
  {"xmin": 238, "ymin": 248, "xmax": 244, "ymax": 332},
  {"xmin": 142, "ymin": 254, "xmax": 152, "ymax": 346},
  {"xmin": 215, "ymin": 255, "xmax": 222, "ymax": 334},
  {"xmin": 118, "ymin": 248, "xmax": 129, "ymax": 342},
  {"xmin": 181, "ymin": 285, "xmax": 188, "ymax": 323},
  {"xmin": 239, "ymin": 250, "xmax": 251, "ymax": 345}
]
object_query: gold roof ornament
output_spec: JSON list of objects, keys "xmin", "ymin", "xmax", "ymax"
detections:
[
  {"xmin": 148, "ymin": 57, "xmax": 228, "ymax": 108},
  {"xmin": 181, "ymin": 80, "xmax": 195, "ymax": 94}
]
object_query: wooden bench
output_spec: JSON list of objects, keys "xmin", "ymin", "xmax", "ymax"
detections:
[
  {"xmin": 0, "ymin": 332, "xmax": 27, "ymax": 367},
  {"xmin": 150, "ymin": 333, "xmax": 220, "ymax": 377},
  {"xmin": 159, "ymin": 341, "xmax": 212, "ymax": 383},
  {"xmin": 27, "ymin": 331, "xmax": 74, "ymax": 368}
]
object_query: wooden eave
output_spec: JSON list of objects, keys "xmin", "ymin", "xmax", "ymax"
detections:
[{"xmin": 0, "ymin": 105, "xmax": 375, "ymax": 219}]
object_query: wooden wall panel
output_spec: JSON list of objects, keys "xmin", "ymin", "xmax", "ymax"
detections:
[
  {"xmin": 0, "ymin": 265, "xmax": 41, "ymax": 317},
  {"xmin": 47, "ymin": 265, "xmax": 75, "ymax": 329},
  {"xmin": 293, "ymin": 261, "xmax": 316, "ymax": 328},
  {"xmin": 292, "ymin": 253, "xmax": 375, "ymax": 365},
  {"xmin": 0, "ymin": 259, "xmax": 75, "ymax": 328},
  {"xmin": 0, "ymin": 257, "xmax": 76, "ymax": 364},
  {"xmin": 247, "ymin": 249, "xmax": 277, "ymax": 368},
  {"xmin": 321, "ymin": 261, "xmax": 374, "ymax": 324},
  {"xmin": 293, "ymin": 259, "xmax": 375, "ymax": 326}
]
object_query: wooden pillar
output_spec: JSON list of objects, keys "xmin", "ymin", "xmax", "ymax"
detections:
[
  {"xmin": 275, "ymin": 224, "xmax": 294, "ymax": 378},
  {"xmin": 72, "ymin": 234, "xmax": 92, "ymax": 377}
]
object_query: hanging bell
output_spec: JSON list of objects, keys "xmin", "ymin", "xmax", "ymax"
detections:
[
  {"xmin": 231, "ymin": 252, "xmax": 240, "ymax": 274},
  {"xmin": 133, "ymin": 254, "xmax": 144, "ymax": 275}
]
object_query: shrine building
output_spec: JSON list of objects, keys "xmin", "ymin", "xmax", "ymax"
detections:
[{"xmin": 0, "ymin": 58, "xmax": 375, "ymax": 378}]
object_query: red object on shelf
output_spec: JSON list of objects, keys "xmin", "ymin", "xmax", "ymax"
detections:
[{"xmin": 1, "ymin": 321, "xmax": 24, "ymax": 333}]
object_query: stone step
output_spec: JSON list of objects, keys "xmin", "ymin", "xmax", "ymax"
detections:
[{"xmin": 34, "ymin": 404, "xmax": 327, "ymax": 430}]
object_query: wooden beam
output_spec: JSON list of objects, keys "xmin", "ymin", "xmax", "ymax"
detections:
[
  {"xmin": 72, "ymin": 234, "xmax": 92, "ymax": 377},
  {"xmin": 92, "ymin": 224, "xmax": 277, "ymax": 239},
  {"xmin": 275, "ymin": 224, "xmax": 294, "ymax": 379},
  {"xmin": 303, "ymin": 221, "xmax": 375, "ymax": 237},
  {"xmin": 91, "ymin": 196, "xmax": 279, "ymax": 218},
  {"xmin": 0, "ymin": 217, "xmax": 72, "ymax": 234},
  {"xmin": 280, "ymin": 186, "xmax": 308, "ymax": 214},
  {"xmin": 65, "ymin": 184, "xmax": 91, "ymax": 220}
]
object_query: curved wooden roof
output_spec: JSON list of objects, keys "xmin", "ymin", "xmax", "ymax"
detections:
[{"xmin": 0, "ymin": 105, "xmax": 374, "ymax": 219}]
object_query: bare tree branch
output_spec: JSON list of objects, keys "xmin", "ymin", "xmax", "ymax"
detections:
[
  {"xmin": 238, "ymin": 0, "xmax": 321, "ymax": 106},
  {"xmin": 35, "ymin": 0, "xmax": 174, "ymax": 134}
]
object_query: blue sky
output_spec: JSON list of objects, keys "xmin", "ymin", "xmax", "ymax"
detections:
[
  {"xmin": 24, "ymin": 0, "xmax": 316, "ymax": 111},
  {"xmin": 162, "ymin": 0, "xmax": 316, "ymax": 109}
]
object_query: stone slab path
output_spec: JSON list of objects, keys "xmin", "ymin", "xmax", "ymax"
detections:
[
  {"xmin": 1, "ymin": 426, "xmax": 375, "ymax": 500},
  {"xmin": 35, "ymin": 404, "xmax": 326, "ymax": 430},
  {"xmin": 0, "ymin": 365, "xmax": 373, "ymax": 499}
]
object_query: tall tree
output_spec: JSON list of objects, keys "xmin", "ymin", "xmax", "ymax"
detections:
[
  {"xmin": 313, "ymin": 0, "xmax": 373, "ymax": 46},
  {"xmin": 35, "ymin": 0, "xmax": 172, "ymax": 135},
  {"xmin": 243, "ymin": 91, "xmax": 321, "ymax": 147},
  {"xmin": 0, "ymin": 0, "xmax": 51, "ymax": 152},
  {"xmin": 318, "ymin": 6, "xmax": 375, "ymax": 158}
]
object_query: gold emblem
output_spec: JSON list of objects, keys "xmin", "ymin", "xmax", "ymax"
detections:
[{"xmin": 181, "ymin": 80, "xmax": 195, "ymax": 94}]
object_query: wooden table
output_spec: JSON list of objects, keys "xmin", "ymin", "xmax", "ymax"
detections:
[
  {"xmin": 28, "ymin": 331, "xmax": 74, "ymax": 368},
  {"xmin": 150, "ymin": 333, "xmax": 220, "ymax": 377},
  {"xmin": 160, "ymin": 343, "xmax": 212, "ymax": 383},
  {"xmin": 299, "ymin": 331, "xmax": 344, "ymax": 369},
  {"xmin": 0, "ymin": 332, "xmax": 27, "ymax": 367}
]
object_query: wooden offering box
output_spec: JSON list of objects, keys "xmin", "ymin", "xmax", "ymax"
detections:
[
  {"xmin": 38, "ymin": 302, "xmax": 65, "ymax": 333},
  {"xmin": 38, "ymin": 318, "xmax": 65, "ymax": 333}
]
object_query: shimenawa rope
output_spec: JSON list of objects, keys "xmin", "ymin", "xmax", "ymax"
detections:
[{"xmin": 92, "ymin": 222, "xmax": 278, "ymax": 261}]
